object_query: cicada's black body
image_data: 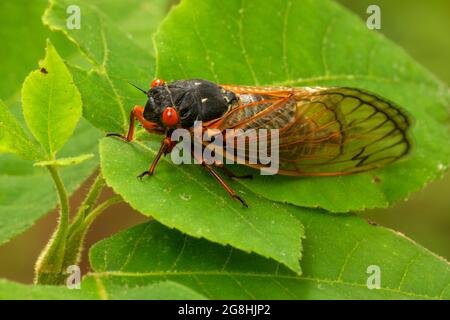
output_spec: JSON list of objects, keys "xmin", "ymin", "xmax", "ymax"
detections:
[{"xmin": 143, "ymin": 79, "xmax": 238, "ymax": 128}]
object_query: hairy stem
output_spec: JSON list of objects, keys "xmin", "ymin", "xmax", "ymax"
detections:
[
  {"xmin": 35, "ymin": 166, "xmax": 70, "ymax": 285},
  {"xmin": 35, "ymin": 167, "xmax": 122, "ymax": 285},
  {"xmin": 63, "ymin": 195, "xmax": 122, "ymax": 269},
  {"xmin": 83, "ymin": 195, "xmax": 122, "ymax": 228},
  {"xmin": 67, "ymin": 172, "xmax": 105, "ymax": 237}
]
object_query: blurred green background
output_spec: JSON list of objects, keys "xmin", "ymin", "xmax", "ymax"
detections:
[{"xmin": 0, "ymin": 0, "xmax": 449, "ymax": 283}]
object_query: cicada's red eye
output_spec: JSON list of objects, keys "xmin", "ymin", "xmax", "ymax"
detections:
[
  {"xmin": 150, "ymin": 78, "xmax": 165, "ymax": 88},
  {"xmin": 161, "ymin": 106, "xmax": 179, "ymax": 127}
]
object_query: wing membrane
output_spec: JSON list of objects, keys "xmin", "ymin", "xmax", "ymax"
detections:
[{"xmin": 207, "ymin": 86, "xmax": 412, "ymax": 176}]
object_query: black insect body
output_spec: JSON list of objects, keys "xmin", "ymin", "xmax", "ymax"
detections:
[{"xmin": 144, "ymin": 79, "xmax": 238, "ymax": 128}]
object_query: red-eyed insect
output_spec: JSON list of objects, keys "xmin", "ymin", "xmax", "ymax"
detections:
[{"xmin": 108, "ymin": 79, "xmax": 412, "ymax": 207}]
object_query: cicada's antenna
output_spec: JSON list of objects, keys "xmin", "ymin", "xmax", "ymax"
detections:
[{"xmin": 127, "ymin": 81, "xmax": 148, "ymax": 95}]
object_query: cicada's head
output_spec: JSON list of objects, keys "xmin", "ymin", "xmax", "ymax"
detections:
[{"xmin": 143, "ymin": 78, "xmax": 237, "ymax": 130}]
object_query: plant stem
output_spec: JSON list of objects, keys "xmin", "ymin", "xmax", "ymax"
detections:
[
  {"xmin": 62, "ymin": 195, "xmax": 122, "ymax": 269},
  {"xmin": 48, "ymin": 165, "xmax": 70, "ymax": 230},
  {"xmin": 83, "ymin": 195, "xmax": 122, "ymax": 228},
  {"xmin": 35, "ymin": 168, "xmax": 122, "ymax": 285},
  {"xmin": 78, "ymin": 172, "xmax": 105, "ymax": 217},
  {"xmin": 35, "ymin": 165, "xmax": 70, "ymax": 284},
  {"xmin": 68, "ymin": 172, "xmax": 105, "ymax": 237}
]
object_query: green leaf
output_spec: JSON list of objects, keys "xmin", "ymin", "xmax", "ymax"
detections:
[
  {"xmin": 21, "ymin": 40, "xmax": 82, "ymax": 157},
  {"xmin": 0, "ymin": 119, "xmax": 101, "ymax": 245},
  {"xmin": 91, "ymin": 0, "xmax": 171, "ymax": 53},
  {"xmin": 34, "ymin": 154, "xmax": 94, "ymax": 167},
  {"xmin": 0, "ymin": 279, "xmax": 96, "ymax": 300},
  {"xmin": 0, "ymin": 278, "xmax": 204, "ymax": 300},
  {"xmin": 0, "ymin": 0, "xmax": 50, "ymax": 100},
  {"xmin": 0, "ymin": 99, "xmax": 43, "ymax": 160},
  {"xmin": 90, "ymin": 219, "xmax": 450, "ymax": 300},
  {"xmin": 99, "ymin": 137, "xmax": 304, "ymax": 274},
  {"xmin": 154, "ymin": 0, "xmax": 450, "ymax": 212},
  {"xmin": 43, "ymin": 0, "xmax": 157, "ymax": 133},
  {"xmin": 81, "ymin": 278, "xmax": 208, "ymax": 300}
]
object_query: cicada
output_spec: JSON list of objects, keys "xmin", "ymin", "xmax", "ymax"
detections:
[{"xmin": 108, "ymin": 79, "xmax": 412, "ymax": 207}]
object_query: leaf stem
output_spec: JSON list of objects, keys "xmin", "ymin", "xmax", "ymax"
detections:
[
  {"xmin": 48, "ymin": 165, "xmax": 69, "ymax": 229},
  {"xmin": 35, "ymin": 165, "xmax": 70, "ymax": 284},
  {"xmin": 78, "ymin": 172, "xmax": 105, "ymax": 217},
  {"xmin": 62, "ymin": 178, "xmax": 121, "ymax": 271},
  {"xmin": 83, "ymin": 195, "xmax": 122, "ymax": 228},
  {"xmin": 68, "ymin": 172, "xmax": 105, "ymax": 235},
  {"xmin": 35, "ymin": 168, "xmax": 122, "ymax": 285}
]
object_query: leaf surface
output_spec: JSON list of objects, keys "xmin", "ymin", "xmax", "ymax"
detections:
[
  {"xmin": 0, "ymin": 278, "xmax": 204, "ymax": 300},
  {"xmin": 21, "ymin": 41, "xmax": 82, "ymax": 156},
  {"xmin": 100, "ymin": 137, "xmax": 304, "ymax": 274},
  {"xmin": 0, "ymin": 100, "xmax": 43, "ymax": 160},
  {"xmin": 44, "ymin": 0, "xmax": 158, "ymax": 133},
  {"xmin": 90, "ymin": 219, "xmax": 450, "ymax": 299}
]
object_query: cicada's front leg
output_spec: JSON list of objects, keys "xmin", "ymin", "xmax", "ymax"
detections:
[
  {"xmin": 106, "ymin": 105, "xmax": 158, "ymax": 142},
  {"xmin": 107, "ymin": 105, "xmax": 170, "ymax": 179}
]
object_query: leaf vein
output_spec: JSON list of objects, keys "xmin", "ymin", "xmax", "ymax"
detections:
[
  {"xmin": 221, "ymin": 248, "xmax": 234, "ymax": 271},
  {"xmin": 238, "ymin": 0, "xmax": 259, "ymax": 85},
  {"xmin": 320, "ymin": 16, "xmax": 337, "ymax": 76},
  {"xmin": 397, "ymin": 252, "xmax": 421, "ymax": 290},
  {"xmin": 271, "ymin": 278, "xmax": 297, "ymax": 299},
  {"xmin": 99, "ymin": 24, "xmax": 128, "ymax": 131},
  {"xmin": 228, "ymin": 275, "xmax": 256, "ymax": 299},
  {"xmin": 169, "ymin": 234, "xmax": 188, "ymax": 271},
  {"xmin": 282, "ymin": 0, "xmax": 292, "ymax": 79},
  {"xmin": 337, "ymin": 239, "xmax": 362, "ymax": 281},
  {"xmin": 191, "ymin": 7, "xmax": 219, "ymax": 82},
  {"xmin": 119, "ymin": 223, "xmax": 152, "ymax": 271},
  {"xmin": 93, "ymin": 274, "xmax": 109, "ymax": 300}
]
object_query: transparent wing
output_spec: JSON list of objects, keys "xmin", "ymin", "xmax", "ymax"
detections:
[{"xmin": 208, "ymin": 86, "xmax": 412, "ymax": 176}]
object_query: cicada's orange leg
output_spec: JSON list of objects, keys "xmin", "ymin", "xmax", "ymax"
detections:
[
  {"xmin": 202, "ymin": 163, "xmax": 249, "ymax": 207},
  {"xmin": 213, "ymin": 163, "xmax": 253, "ymax": 180},
  {"xmin": 107, "ymin": 105, "xmax": 171, "ymax": 179},
  {"xmin": 191, "ymin": 149, "xmax": 248, "ymax": 207},
  {"xmin": 107, "ymin": 106, "xmax": 158, "ymax": 141},
  {"xmin": 137, "ymin": 136, "xmax": 177, "ymax": 179}
]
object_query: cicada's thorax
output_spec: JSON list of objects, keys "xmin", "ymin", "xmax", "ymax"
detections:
[{"xmin": 144, "ymin": 79, "xmax": 239, "ymax": 129}]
